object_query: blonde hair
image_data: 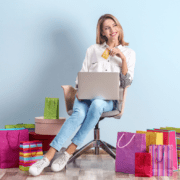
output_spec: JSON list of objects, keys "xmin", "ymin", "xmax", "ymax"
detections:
[{"xmin": 96, "ymin": 14, "xmax": 129, "ymax": 46}]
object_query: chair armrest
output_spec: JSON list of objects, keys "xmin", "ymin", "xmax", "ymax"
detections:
[
  {"xmin": 61, "ymin": 85, "xmax": 77, "ymax": 114},
  {"xmin": 114, "ymin": 85, "xmax": 130, "ymax": 119}
]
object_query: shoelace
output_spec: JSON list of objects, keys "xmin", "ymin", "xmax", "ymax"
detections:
[
  {"xmin": 35, "ymin": 157, "xmax": 47, "ymax": 169},
  {"xmin": 57, "ymin": 153, "xmax": 68, "ymax": 165}
]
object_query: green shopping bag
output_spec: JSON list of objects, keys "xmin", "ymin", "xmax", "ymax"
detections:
[
  {"xmin": 5, "ymin": 123, "xmax": 35, "ymax": 129},
  {"xmin": 44, "ymin": 97, "xmax": 59, "ymax": 119},
  {"xmin": 5, "ymin": 123, "xmax": 35, "ymax": 132}
]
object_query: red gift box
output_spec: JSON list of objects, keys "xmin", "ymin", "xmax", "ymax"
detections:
[{"xmin": 29, "ymin": 132, "xmax": 55, "ymax": 151}]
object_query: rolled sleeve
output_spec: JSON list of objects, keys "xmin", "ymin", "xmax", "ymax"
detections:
[
  {"xmin": 120, "ymin": 50, "xmax": 136, "ymax": 88},
  {"xmin": 120, "ymin": 72, "xmax": 132, "ymax": 88}
]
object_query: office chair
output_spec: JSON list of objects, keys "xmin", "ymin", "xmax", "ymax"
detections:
[{"xmin": 61, "ymin": 84, "xmax": 130, "ymax": 164}]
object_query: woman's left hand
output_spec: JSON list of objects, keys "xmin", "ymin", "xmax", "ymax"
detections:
[{"xmin": 108, "ymin": 47, "xmax": 126, "ymax": 60}]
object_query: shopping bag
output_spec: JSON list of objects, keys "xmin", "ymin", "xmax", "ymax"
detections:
[
  {"xmin": 160, "ymin": 127, "xmax": 180, "ymax": 170},
  {"xmin": 19, "ymin": 140, "xmax": 43, "ymax": 171},
  {"xmin": 136, "ymin": 131, "xmax": 163, "ymax": 152},
  {"xmin": 160, "ymin": 127, "xmax": 180, "ymax": 151},
  {"xmin": 44, "ymin": 97, "xmax": 59, "ymax": 119},
  {"xmin": 115, "ymin": 132, "xmax": 146, "ymax": 174},
  {"xmin": 0, "ymin": 128, "xmax": 29, "ymax": 168},
  {"xmin": 147, "ymin": 129, "xmax": 178, "ymax": 171},
  {"xmin": 149, "ymin": 145, "xmax": 173, "ymax": 176},
  {"xmin": 178, "ymin": 150, "xmax": 180, "ymax": 170},
  {"xmin": 135, "ymin": 152, "xmax": 152, "ymax": 177},
  {"xmin": 5, "ymin": 123, "xmax": 35, "ymax": 132}
]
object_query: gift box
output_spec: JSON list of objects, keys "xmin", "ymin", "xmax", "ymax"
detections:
[
  {"xmin": 35, "ymin": 116, "xmax": 65, "ymax": 135},
  {"xmin": 29, "ymin": 132, "xmax": 56, "ymax": 151}
]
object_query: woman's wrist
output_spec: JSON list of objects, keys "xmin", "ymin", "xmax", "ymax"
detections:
[{"xmin": 121, "ymin": 57, "xmax": 126, "ymax": 62}]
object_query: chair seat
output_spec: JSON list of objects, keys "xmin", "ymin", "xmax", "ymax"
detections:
[{"xmin": 67, "ymin": 109, "xmax": 120, "ymax": 117}]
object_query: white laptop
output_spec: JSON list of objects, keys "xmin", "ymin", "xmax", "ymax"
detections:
[{"xmin": 78, "ymin": 72, "xmax": 119, "ymax": 100}]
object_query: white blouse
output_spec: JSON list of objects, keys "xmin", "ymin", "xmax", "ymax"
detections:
[
  {"xmin": 74, "ymin": 41, "xmax": 136, "ymax": 110},
  {"xmin": 75, "ymin": 41, "xmax": 136, "ymax": 88}
]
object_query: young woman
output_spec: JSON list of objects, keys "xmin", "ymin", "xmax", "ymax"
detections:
[{"xmin": 29, "ymin": 13, "xmax": 136, "ymax": 176}]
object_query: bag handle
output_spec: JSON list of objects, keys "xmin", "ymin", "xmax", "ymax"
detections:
[
  {"xmin": 155, "ymin": 146, "xmax": 165, "ymax": 163},
  {"xmin": 117, "ymin": 133, "xmax": 136, "ymax": 148},
  {"xmin": 29, "ymin": 142, "xmax": 38, "ymax": 157},
  {"xmin": 6, "ymin": 131, "xmax": 20, "ymax": 151}
]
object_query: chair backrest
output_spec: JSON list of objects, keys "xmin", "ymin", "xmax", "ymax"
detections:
[
  {"xmin": 113, "ymin": 85, "xmax": 130, "ymax": 119},
  {"xmin": 61, "ymin": 85, "xmax": 77, "ymax": 113},
  {"xmin": 61, "ymin": 85, "xmax": 130, "ymax": 119}
]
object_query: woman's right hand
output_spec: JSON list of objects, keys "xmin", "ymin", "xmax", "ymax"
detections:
[{"xmin": 76, "ymin": 92, "xmax": 81, "ymax": 101}]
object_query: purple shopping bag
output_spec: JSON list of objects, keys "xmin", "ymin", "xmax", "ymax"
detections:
[
  {"xmin": 0, "ymin": 128, "xmax": 29, "ymax": 168},
  {"xmin": 115, "ymin": 132, "xmax": 146, "ymax": 174}
]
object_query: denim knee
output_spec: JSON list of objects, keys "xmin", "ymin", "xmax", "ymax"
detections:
[
  {"xmin": 90, "ymin": 99, "xmax": 105, "ymax": 109},
  {"xmin": 71, "ymin": 108, "xmax": 87, "ymax": 121}
]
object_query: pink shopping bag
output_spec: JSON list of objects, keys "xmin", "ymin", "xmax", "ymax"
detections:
[
  {"xmin": 0, "ymin": 128, "xmax": 29, "ymax": 168},
  {"xmin": 115, "ymin": 132, "xmax": 146, "ymax": 174},
  {"xmin": 147, "ymin": 129, "xmax": 178, "ymax": 171},
  {"xmin": 149, "ymin": 145, "xmax": 173, "ymax": 176}
]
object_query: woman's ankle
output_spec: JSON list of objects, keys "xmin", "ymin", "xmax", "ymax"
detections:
[
  {"xmin": 44, "ymin": 147, "xmax": 57, "ymax": 161},
  {"xmin": 44, "ymin": 154, "xmax": 53, "ymax": 162},
  {"xmin": 65, "ymin": 143, "xmax": 77, "ymax": 155}
]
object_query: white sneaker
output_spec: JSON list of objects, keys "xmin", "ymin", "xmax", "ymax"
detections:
[
  {"xmin": 51, "ymin": 151, "xmax": 72, "ymax": 172},
  {"xmin": 29, "ymin": 156, "xmax": 50, "ymax": 176},
  {"xmin": 48, "ymin": 147, "xmax": 66, "ymax": 167}
]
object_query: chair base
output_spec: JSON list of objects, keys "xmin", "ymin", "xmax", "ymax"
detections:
[{"xmin": 67, "ymin": 138, "xmax": 116, "ymax": 164}]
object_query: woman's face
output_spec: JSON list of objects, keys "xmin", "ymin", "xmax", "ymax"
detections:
[{"xmin": 102, "ymin": 18, "xmax": 120, "ymax": 41}]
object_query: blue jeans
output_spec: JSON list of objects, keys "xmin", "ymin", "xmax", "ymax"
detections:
[{"xmin": 49, "ymin": 96, "xmax": 114, "ymax": 151}]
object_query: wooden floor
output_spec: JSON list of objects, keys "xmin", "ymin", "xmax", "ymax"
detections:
[{"xmin": 0, "ymin": 150, "xmax": 179, "ymax": 180}]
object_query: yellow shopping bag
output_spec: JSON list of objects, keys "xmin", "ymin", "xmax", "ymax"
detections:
[{"xmin": 136, "ymin": 131, "xmax": 163, "ymax": 152}]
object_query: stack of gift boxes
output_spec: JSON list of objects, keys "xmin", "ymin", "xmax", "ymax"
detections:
[{"xmin": 0, "ymin": 97, "xmax": 66, "ymax": 171}]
